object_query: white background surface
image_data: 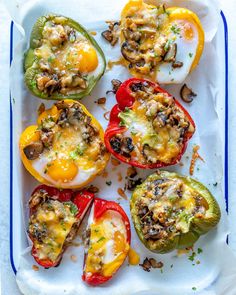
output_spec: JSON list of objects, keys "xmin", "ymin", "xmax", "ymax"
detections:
[{"xmin": 1, "ymin": 0, "xmax": 236, "ymax": 294}]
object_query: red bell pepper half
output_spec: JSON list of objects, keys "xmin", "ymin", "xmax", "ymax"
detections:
[
  {"xmin": 28, "ymin": 185, "xmax": 94, "ymax": 268},
  {"xmin": 82, "ymin": 198, "xmax": 131, "ymax": 285},
  {"xmin": 105, "ymin": 78, "xmax": 195, "ymax": 169}
]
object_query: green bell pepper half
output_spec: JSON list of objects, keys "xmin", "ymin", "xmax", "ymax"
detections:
[
  {"xmin": 24, "ymin": 14, "xmax": 106, "ymax": 100},
  {"xmin": 130, "ymin": 170, "xmax": 221, "ymax": 254}
]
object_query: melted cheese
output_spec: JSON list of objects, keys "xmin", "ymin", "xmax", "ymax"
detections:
[
  {"xmin": 119, "ymin": 91, "xmax": 192, "ymax": 164},
  {"xmin": 35, "ymin": 21, "xmax": 98, "ymax": 74},
  {"xmin": 24, "ymin": 100, "xmax": 109, "ymax": 188},
  {"xmin": 29, "ymin": 200, "xmax": 76, "ymax": 262},
  {"xmin": 120, "ymin": 0, "xmax": 204, "ymax": 84}
]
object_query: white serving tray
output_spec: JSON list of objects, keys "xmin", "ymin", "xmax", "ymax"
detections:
[{"xmin": 8, "ymin": 0, "xmax": 235, "ymax": 294}]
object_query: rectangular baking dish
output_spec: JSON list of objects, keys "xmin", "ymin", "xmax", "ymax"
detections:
[{"xmin": 8, "ymin": 1, "xmax": 234, "ymax": 294}]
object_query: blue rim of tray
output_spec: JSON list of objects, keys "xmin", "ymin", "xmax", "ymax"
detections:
[{"xmin": 9, "ymin": 11, "xmax": 229, "ymax": 275}]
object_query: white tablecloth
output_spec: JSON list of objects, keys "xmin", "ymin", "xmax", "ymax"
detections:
[{"xmin": 1, "ymin": 1, "xmax": 236, "ymax": 294}]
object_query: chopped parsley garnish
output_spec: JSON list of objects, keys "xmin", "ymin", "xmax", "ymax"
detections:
[
  {"xmin": 47, "ymin": 56, "xmax": 55, "ymax": 63},
  {"xmin": 192, "ymin": 287, "xmax": 197, "ymax": 291},
  {"xmin": 189, "ymin": 53, "xmax": 193, "ymax": 58},
  {"xmin": 69, "ymin": 143, "xmax": 87, "ymax": 160},
  {"xmin": 213, "ymin": 182, "xmax": 218, "ymax": 187},
  {"xmin": 188, "ymin": 251, "xmax": 196, "ymax": 262},
  {"xmin": 164, "ymin": 39, "xmax": 173, "ymax": 51},
  {"xmin": 64, "ymin": 201, "xmax": 78, "ymax": 216},
  {"xmin": 197, "ymin": 248, "xmax": 203, "ymax": 254},
  {"xmin": 171, "ymin": 25, "xmax": 181, "ymax": 35},
  {"xmin": 97, "ymin": 236, "xmax": 105, "ymax": 243}
]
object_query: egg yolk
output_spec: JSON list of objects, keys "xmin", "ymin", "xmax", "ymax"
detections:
[
  {"xmin": 113, "ymin": 231, "xmax": 127, "ymax": 253},
  {"xmin": 128, "ymin": 248, "xmax": 140, "ymax": 265},
  {"xmin": 67, "ymin": 43, "xmax": 98, "ymax": 73},
  {"xmin": 47, "ymin": 158, "xmax": 78, "ymax": 182},
  {"xmin": 183, "ymin": 23, "xmax": 194, "ymax": 40}
]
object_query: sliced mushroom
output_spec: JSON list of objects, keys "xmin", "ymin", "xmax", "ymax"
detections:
[
  {"xmin": 126, "ymin": 178, "xmax": 142, "ymax": 191},
  {"xmin": 106, "ymin": 79, "xmax": 122, "ymax": 94},
  {"xmin": 83, "ymin": 228, "xmax": 91, "ymax": 248},
  {"xmin": 123, "ymin": 28, "xmax": 141, "ymax": 42},
  {"xmin": 96, "ymin": 97, "xmax": 106, "ymax": 104},
  {"xmin": 180, "ymin": 84, "xmax": 197, "ymax": 103},
  {"xmin": 152, "ymin": 113, "xmax": 167, "ymax": 129},
  {"xmin": 44, "ymin": 78, "xmax": 59, "ymax": 95},
  {"xmin": 101, "ymin": 21, "xmax": 120, "ymax": 46},
  {"xmin": 29, "ymin": 190, "xmax": 48, "ymax": 209},
  {"xmin": 164, "ymin": 43, "xmax": 177, "ymax": 63},
  {"xmin": 65, "ymin": 223, "xmax": 79, "ymax": 244},
  {"xmin": 23, "ymin": 141, "xmax": 44, "ymax": 160},
  {"xmin": 87, "ymin": 185, "xmax": 99, "ymax": 193},
  {"xmin": 40, "ymin": 130, "xmax": 54, "ymax": 148},
  {"xmin": 36, "ymin": 75, "xmax": 51, "ymax": 92},
  {"xmin": 121, "ymin": 41, "xmax": 141, "ymax": 63},
  {"xmin": 121, "ymin": 137, "xmax": 134, "ymax": 156},
  {"xmin": 142, "ymin": 144, "xmax": 158, "ymax": 163},
  {"xmin": 71, "ymin": 75, "xmax": 87, "ymax": 89},
  {"xmin": 139, "ymin": 258, "xmax": 152, "ymax": 272},
  {"xmin": 130, "ymin": 81, "xmax": 146, "ymax": 92},
  {"xmin": 172, "ymin": 61, "xmax": 183, "ymax": 68},
  {"xmin": 110, "ymin": 136, "xmax": 121, "ymax": 153},
  {"xmin": 82, "ymin": 125, "xmax": 99, "ymax": 143},
  {"xmin": 102, "ymin": 30, "xmax": 118, "ymax": 46},
  {"xmin": 55, "ymin": 100, "xmax": 68, "ymax": 110},
  {"xmin": 149, "ymin": 258, "xmax": 163, "ymax": 269},
  {"xmin": 60, "ymin": 75, "xmax": 73, "ymax": 88}
]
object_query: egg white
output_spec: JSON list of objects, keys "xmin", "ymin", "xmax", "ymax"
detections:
[
  {"xmin": 87, "ymin": 208, "xmax": 127, "ymax": 264},
  {"xmin": 156, "ymin": 20, "xmax": 199, "ymax": 84},
  {"xmin": 32, "ymin": 155, "xmax": 97, "ymax": 188}
]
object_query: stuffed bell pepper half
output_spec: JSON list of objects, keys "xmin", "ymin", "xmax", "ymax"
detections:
[
  {"xmin": 105, "ymin": 78, "xmax": 195, "ymax": 169},
  {"xmin": 83, "ymin": 198, "xmax": 131, "ymax": 285},
  {"xmin": 120, "ymin": 0, "xmax": 204, "ymax": 84},
  {"xmin": 19, "ymin": 100, "xmax": 110, "ymax": 188},
  {"xmin": 130, "ymin": 171, "xmax": 221, "ymax": 253},
  {"xmin": 28, "ymin": 185, "xmax": 94, "ymax": 268},
  {"xmin": 24, "ymin": 14, "xmax": 106, "ymax": 100}
]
